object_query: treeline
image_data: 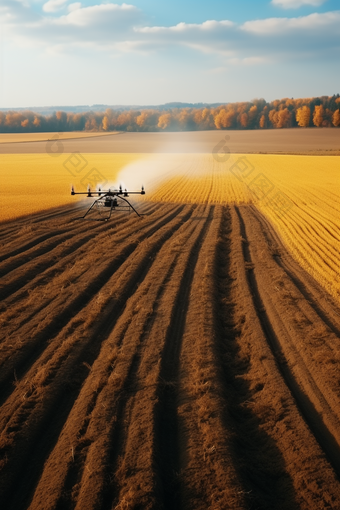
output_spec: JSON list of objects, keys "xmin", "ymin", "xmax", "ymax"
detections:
[{"xmin": 0, "ymin": 95, "xmax": 339, "ymax": 132}]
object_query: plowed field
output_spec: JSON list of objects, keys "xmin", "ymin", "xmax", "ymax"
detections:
[{"xmin": 1, "ymin": 201, "xmax": 340, "ymax": 510}]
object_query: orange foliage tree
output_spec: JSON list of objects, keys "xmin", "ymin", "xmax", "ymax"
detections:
[
  {"xmin": 158, "ymin": 113, "xmax": 172, "ymax": 130},
  {"xmin": 313, "ymin": 105, "xmax": 324, "ymax": 127},
  {"xmin": 296, "ymin": 106, "xmax": 311, "ymax": 127},
  {"xmin": 214, "ymin": 108, "xmax": 236, "ymax": 129},
  {"xmin": 259, "ymin": 115, "xmax": 266, "ymax": 128},
  {"xmin": 332, "ymin": 109, "xmax": 340, "ymax": 127},
  {"xmin": 0, "ymin": 94, "xmax": 339, "ymax": 133}
]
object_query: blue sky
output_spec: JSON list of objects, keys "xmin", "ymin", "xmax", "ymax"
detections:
[{"xmin": 0, "ymin": 0, "xmax": 339, "ymax": 107}]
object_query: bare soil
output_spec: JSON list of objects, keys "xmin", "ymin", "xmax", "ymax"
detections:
[
  {"xmin": 0, "ymin": 128, "xmax": 339, "ymax": 154},
  {"xmin": 0, "ymin": 202, "xmax": 340, "ymax": 509}
]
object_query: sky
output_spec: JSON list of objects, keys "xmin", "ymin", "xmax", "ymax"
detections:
[{"xmin": 0, "ymin": 0, "xmax": 339, "ymax": 108}]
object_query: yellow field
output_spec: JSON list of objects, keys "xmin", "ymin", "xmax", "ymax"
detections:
[
  {"xmin": 151, "ymin": 153, "xmax": 340, "ymax": 301},
  {"xmin": 1, "ymin": 152, "xmax": 339, "ymax": 300},
  {"xmin": 0, "ymin": 153, "xmax": 147, "ymax": 220},
  {"xmin": 0, "ymin": 132, "xmax": 119, "ymax": 143}
]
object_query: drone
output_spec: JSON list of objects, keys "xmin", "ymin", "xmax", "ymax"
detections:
[{"xmin": 71, "ymin": 184, "xmax": 145, "ymax": 220}]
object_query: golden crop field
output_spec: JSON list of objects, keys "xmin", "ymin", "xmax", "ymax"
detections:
[
  {"xmin": 1, "ymin": 152, "xmax": 339, "ymax": 301},
  {"xmin": 0, "ymin": 153, "xmax": 145, "ymax": 220},
  {"xmin": 150, "ymin": 153, "xmax": 340, "ymax": 301},
  {"xmin": 0, "ymin": 131, "xmax": 118, "ymax": 143}
]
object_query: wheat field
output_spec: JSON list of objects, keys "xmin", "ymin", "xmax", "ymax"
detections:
[
  {"xmin": 0, "ymin": 132, "xmax": 118, "ymax": 144},
  {"xmin": 151, "ymin": 153, "xmax": 340, "ymax": 301},
  {"xmin": 1, "ymin": 152, "xmax": 339, "ymax": 300}
]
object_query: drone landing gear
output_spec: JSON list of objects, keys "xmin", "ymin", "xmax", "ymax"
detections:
[{"xmin": 82, "ymin": 195, "xmax": 142, "ymax": 221}]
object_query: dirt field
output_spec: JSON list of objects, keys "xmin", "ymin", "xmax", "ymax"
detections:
[
  {"xmin": 1, "ymin": 202, "xmax": 340, "ymax": 510},
  {"xmin": 0, "ymin": 128, "xmax": 339, "ymax": 154}
]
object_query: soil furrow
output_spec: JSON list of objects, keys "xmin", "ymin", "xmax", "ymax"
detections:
[
  {"xmin": 0, "ymin": 200, "xmax": 155, "ymax": 267},
  {"xmin": 214, "ymin": 206, "xmax": 300, "ymax": 509},
  {"xmin": 1, "ymin": 197, "xmax": 340, "ymax": 510},
  {"xmin": 153, "ymin": 205, "xmax": 215, "ymax": 510},
  {"xmin": 235, "ymin": 205, "xmax": 340, "ymax": 478},
  {"xmin": 31, "ymin": 216, "xmax": 197, "ymax": 510},
  {"xmin": 0, "ymin": 205, "xmax": 186, "ymax": 400},
  {"xmin": 0, "ymin": 230, "xmax": 73, "ymax": 264},
  {"xmin": 222, "ymin": 205, "xmax": 340, "ymax": 509},
  {"xmin": 169, "ymin": 205, "xmax": 249, "ymax": 510},
  {"xmin": 98, "ymin": 210, "xmax": 208, "ymax": 510},
  {"xmin": 0, "ymin": 205, "xmax": 196, "ymax": 510},
  {"xmin": 249, "ymin": 205, "xmax": 340, "ymax": 336},
  {"xmin": 240, "ymin": 207, "xmax": 340, "ymax": 424},
  {"xmin": 0, "ymin": 208, "xmax": 140, "ymax": 281},
  {"xmin": 0, "ymin": 205, "xmax": 82, "ymax": 238},
  {"xmin": 108, "ymin": 204, "xmax": 213, "ymax": 508},
  {"xmin": 0, "ymin": 203, "xmax": 180, "ymax": 303}
]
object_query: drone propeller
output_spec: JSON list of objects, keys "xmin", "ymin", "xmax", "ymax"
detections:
[
  {"xmin": 71, "ymin": 185, "xmax": 75, "ymax": 196},
  {"xmin": 119, "ymin": 184, "xmax": 123, "ymax": 194},
  {"xmin": 98, "ymin": 187, "xmax": 102, "ymax": 196},
  {"xmin": 124, "ymin": 188, "xmax": 129, "ymax": 197},
  {"xmin": 141, "ymin": 185, "xmax": 145, "ymax": 195},
  {"xmin": 87, "ymin": 185, "xmax": 92, "ymax": 198}
]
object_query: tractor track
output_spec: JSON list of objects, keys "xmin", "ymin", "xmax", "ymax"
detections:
[
  {"xmin": 0, "ymin": 202, "xmax": 173, "ymax": 309},
  {"xmin": 1, "ymin": 202, "xmax": 340, "ymax": 510},
  {"xmin": 235, "ymin": 205, "xmax": 340, "ymax": 478},
  {"xmin": 27, "ymin": 203, "xmax": 205, "ymax": 510},
  {"xmin": 0, "ymin": 204, "xmax": 186, "ymax": 399},
  {"xmin": 153, "ymin": 204, "xmax": 214, "ymax": 510},
  {"xmin": 248, "ymin": 205, "xmax": 340, "ymax": 337},
  {"xmin": 0, "ymin": 203, "xmax": 162, "ymax": 300},
  {"xmin": 0, "ymin": 204, "xmax": 197, "ymax": 510}
]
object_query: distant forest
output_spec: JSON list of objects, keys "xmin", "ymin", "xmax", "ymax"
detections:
[{"xmin": 0, "ymin": 95, "xmax": 339, "ymax": 133}]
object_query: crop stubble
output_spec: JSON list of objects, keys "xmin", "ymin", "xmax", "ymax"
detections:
[{"xmin": 0, "ymin": 200, "xmax": 340, "ymax": 509}]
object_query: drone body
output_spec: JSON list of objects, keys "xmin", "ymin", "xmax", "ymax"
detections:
[{"xmin": 71, "ymin": 185, "xmax": 145, "ymax": 220}]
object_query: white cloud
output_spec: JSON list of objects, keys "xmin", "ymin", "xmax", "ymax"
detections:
[
  {"xmin": 242, "ymin": 11, "xmax": 340, "ymax": 34},
  {"xmin": 271, "ymin": 0, "xmax": 327, "ymax": 8},
  {"xmin": 1, "ymin": 1, "xmax": 339, "ymax": 64},
  {"xmin": 43, "ymin": 0, "xmax": 68, "ymax": 13},
  {"xmin": 57, "ymin": 2, "xmax": 140, "ymax": 27},
  {"xmin": 68, "ymin": 3, "xmax": 81, "ymax": 12},
  {"xmin": 228, "ymin": 56, "xmax": 269, "ymax": 65},
  {"xmin": 138, "ymin": 20, "xmax": 234, "ymax": 34}
]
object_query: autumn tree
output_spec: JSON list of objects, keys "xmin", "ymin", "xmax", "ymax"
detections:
[
  {"xmin": 158, "ymin": 113, "xmax": 172, "ymax": 130},
  {"xmin": 136, "ymin": 111, "xmax": 148, "ymax": 128},
  {"xmin": 277, "ymin": 108, "xmax": 292, "ymax": 128},
  {"xmin": 102, "ymin": 116, "xmax": 109, "ymax": 130},
  {"xmin": 116, "ymin": 111, "xmax": 136, "ymax": 130},
  {"xmin": 201, "ymin": 107, "xmax": 215, "ymax": 129},
  {"xmin": 313, "ymin": 105, "xmax": 324, "ymax": 127},
  {"xmin": 296, "ymin": 106, "xmax": 311, "ymax": 127},
  {"xmin": 248, "ymin": 105, "xmax": 258, "ymax": 128},
  {"xmin": 239, "ymin": 112, "xmax": 248, "ymax": 128},
  {"xmin": 5, "ymin": 112, "xmax": 26, "ymax": 129},
  {"xmin": 268, "ymin": 109, "xmax": 278, "ymax": 128},
  {"xmin": 259, "ymin": 115, "xmax": 266, "ymax": 128},
  {"xmin": 214, "ymin": 108, "xmax": 235, "ymax": 129},
  {"xmin": 269, "ymin": 108, "xmax": 291, "ymax": 128},
  {"xmin": 0, "ymin": 95, "xmax": 339, "ymax": 133},
  {"xmin": 332, "ymin": 109, "xmax": 340, "ymax": 127},
  {"xmin": 33, "ymin": 116, "xmax": 41, "ymax": 128},
  {"xmin": 177, "ymin": 109, "xmax": 194, "ymax": 130}
]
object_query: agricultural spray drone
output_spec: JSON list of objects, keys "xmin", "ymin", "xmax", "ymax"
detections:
[{"xmin": 71, "ymin": 184, "xmax": 145, "ymax": 220}]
